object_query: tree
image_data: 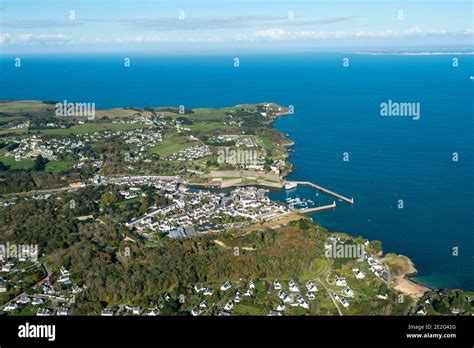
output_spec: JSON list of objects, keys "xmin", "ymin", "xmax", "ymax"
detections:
[
  {"xmin": 176, "ymin": 116, "xmax": 193, "ymax": 125},
  {"xmin": 33, "ymin": 155, "xmax": 49, "ymax": 171},
  {"xmin": 99, "ymin": 191, "xmax": 118, "ymax": 208},
  {"xmin": 0, "ymin": 161, "xmax": 9, "ymax": 171}
]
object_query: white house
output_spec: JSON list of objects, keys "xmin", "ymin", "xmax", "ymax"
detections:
[
  {"xmin": 71, "ymin": 285, "xmax": 82, "ymax": 294},
  {"xmin": 343, "ymin": 287, "xmax": 354, "ymax": 298},
  {"xmin": 224, "ymin": 300, "xmax": 234, "ymax": 311},
  {"xmin": 335, "ymin": 277, "xmax": 347, "ymax": 287},
  {"xmin": 37, "ymin": 308, "xmax": 51, "ymax": 316},
  {"xmin": 3, "ymin": 302, "xmax": 18, "ymax": 311},
  {"xmin": 1, "ymin": 263, "xmax": 14, "ymax": 272},
  {"xmin": 58, "ymin": 275, "xmax": 70, "ymax": 283},
  {"xmin": 248, "ymin": 279, "xmax": 255, "ymax": 289},
  {"xmin": 194, "ymin": 283, "xmax": 206, "ymax": 293},
  {"xmin": 235, "ymin": 291, "xmax": 242, "ymax": 303},
  {"xmin": 101, "ymin": 309, "xmax": 114, "ymax": 316},
  {"xmin": 17, "ymin": 296, "xmax": 31, "ymax": 304},
  {"xmin": 204, "ymin": 288, "xmax": 214, "ymax": 296},
  {"xmin": 417, "ymin": 308, "xmax": 427, "ymax": 316},
  {"xmin": 220, "ymin": 281, "xmax": 232, "ymax": 291},
  {"xmin": 60, "ymin": 266, "xmax": 70, "ymax": 277},
  {"xmin": 57, "ymin": 307, "xmax": 69, "ymax": 316},
  {"xmin": 352, "ymin": 268, "xmax": 365, "ymax": 279},
  {"xmin": 32, "ymin": 297, "xmax": 44, "ymax": 306},
  {"xmin": 306, "ymin": 281, "xmax": 317, "ymax": 292},
  {"xmin": 148, "ymin": 308, "xmax": 160, "ymax": 316},
  {"xmin": 288, "ymin": 280, "xmax": 299, "ymax": 292},
  {"xmin": 340, "ymin": 297, "xmax": 350, "ymax": 308}
]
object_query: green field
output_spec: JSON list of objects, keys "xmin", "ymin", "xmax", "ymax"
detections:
[
  {"xmin": 0, "ymin": 116, "xmax": 24, "ymax": 123},
  {"xmin": 0, "ymin": 156, "xmax": 73, "ymax": 172},
  {"xmin": 116, "ymin": 197, "xmax": 143, "ymax": 207},
  {"xmin": 148, "ymin": 136, "xmax": 199, "ymax": 157},
  {"xmin": 188, "ymin": 123, "xmax": 229, "ymax": 132},
  {"xmin": 233, "ymin": 302, "xmax": 268, "ymax": 315},
  {"xmin": 0, "ymin": 100, "xmax": 53, "ymax": 113},
  {"xmin": 260, "ymin": 136, "xmax": 273, "ymax": 151},
  {"xmin": 0, "ymin": 128, "xmax": 28, "ymax": 135},
  {"xmin": 298, "ymin": 259, "xmax": 328, "ymax": 281},
  {"xmin": 0, "ymin": 156, "xmax": 34, "ymax": 169},
  {"xmin": 168, "ymin": 107, "xmax": 231, "ymax": 123},
  {"xmin": 36, "ymin": 123, "xmax": 148, "ymax": 136},
  {"xmin": 0, "ymin": 122, "xmax": 149, "ymax": 136},
  {"xmin": 45, "ymin": 160, "xmax": 74, "ymax": 172}
]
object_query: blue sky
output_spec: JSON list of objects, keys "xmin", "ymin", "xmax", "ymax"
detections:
[{"xmin": 0, "ymin": 0, "xmax": 472, "ymax": 53}]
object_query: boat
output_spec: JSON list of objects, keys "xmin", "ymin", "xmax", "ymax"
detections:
[{"xmin": 285, "ymin": 182, "xmax": 297, "ymax": 190}]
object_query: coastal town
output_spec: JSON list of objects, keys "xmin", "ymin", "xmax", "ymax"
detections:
[{"xmin": 0, "ymin": 101, "xmax": 472, "ymax": 317}]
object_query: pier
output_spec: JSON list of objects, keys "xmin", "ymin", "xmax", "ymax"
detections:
[
  {"xmin": 287, "ymin": 181, "xmax": 354, "ymax": 204},
  {"xmin": 298, "ymin": 201, "xmax": 336, "ymax": 214}
]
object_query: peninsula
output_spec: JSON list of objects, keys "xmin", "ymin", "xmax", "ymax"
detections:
[{"xmin": 0, "ymin": 100, "xmax": 472, "ymax": 316}]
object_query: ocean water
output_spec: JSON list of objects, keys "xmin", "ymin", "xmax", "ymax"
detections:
[{"xmin": 0, "ymin": 53, "xmax": 472, "ymax": 290}]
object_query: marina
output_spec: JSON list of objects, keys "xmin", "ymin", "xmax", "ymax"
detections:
[{"xmin": 285, "ymin": 181, "xmax": 354, "ymax": 205}]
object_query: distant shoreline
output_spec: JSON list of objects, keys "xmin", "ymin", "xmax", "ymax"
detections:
[{"xmin": 349, "ymin": 51, "xmax": 474, "ymax": 56}]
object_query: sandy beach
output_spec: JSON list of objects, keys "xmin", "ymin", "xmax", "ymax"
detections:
[{"xmin": 393, "ymin": 278, "xmax": 430, "ymax": 300}]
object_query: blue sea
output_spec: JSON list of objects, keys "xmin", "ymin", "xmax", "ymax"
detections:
[{"xmin": 0, "ymin": 52, "xmax": 472, "ymax": 290}]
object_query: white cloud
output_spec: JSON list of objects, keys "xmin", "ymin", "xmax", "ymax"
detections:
[
  {"xmin": 0, "ymin": 32, "xmax": 12, "ymax": 44},
  {"xmin": 250, "ymin": 27, "xmax": 473, "ymax": 42},
  {"xmin": 115, "ymin": 36, "xmax": 163, "ymax": 43},
  {"xmin": 255, "ymin": 28, "xmax": 288, "ymax": 40},
  {"xmin": 0, "ymin": 33, "xmax": 71, "ymax": 44}
]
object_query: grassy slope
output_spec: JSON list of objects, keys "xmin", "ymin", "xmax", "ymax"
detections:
[{"xmin": 148, "ymin": 136, "xmax": 199, "ymax": 157}]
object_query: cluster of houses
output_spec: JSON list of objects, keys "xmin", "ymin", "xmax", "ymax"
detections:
[
  {"xmin": 124, "ymin": 182, "xmax": 290, "ymax": 239},
  {"xmin": 2, "ymin": 135, "xmax": 58, "ymax": 161},
  {"xmin": 1, "ymin": 119, "xmax": 164, "ymax": 166},
  {"xmin": 274, "ymin": 279, "xmax": 318, "ymax": 312},
  {"xmin": 121, "ymin": 128, "xmax": 163, "ymax": 154},
  {"xmin": 119, "ymin": 305, "xmax": 161, "ymax": 316},
  {"xmin": 189, "ymin": 278, "xmax": 321, "ymax": 316},
  {"xmin": 209, "ymin": 134, "xmax": 262, "ymax": 148},
  {"xmin": 365, "ymin": 253, "xmax": 389, "ymax": 282},
  {"xmin": 1, "ymin": 264, "xmax": 82, "ymax": 316},
  {"xmin": 332, "ymin": 277, "xmax": 355, "ymax": 308},
  {"xmin": 165, "ymin": 144, "xmax": 211, "ymax": 161},
  {"xmin": 191, "ymin": 280, "xmax": 256, "ymax": 316}
]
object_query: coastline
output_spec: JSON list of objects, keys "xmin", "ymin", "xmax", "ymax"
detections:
[
  {"xmin": 270, "ymin": 106, "xmax": 430, "ymax": 300},
  {"xmin": 389, "ymin": 255, "xmax": 430, "ymax": 300},
  {"xmin": 0, "ymin": 100, "xmax": 450, "ymax": 298}
]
